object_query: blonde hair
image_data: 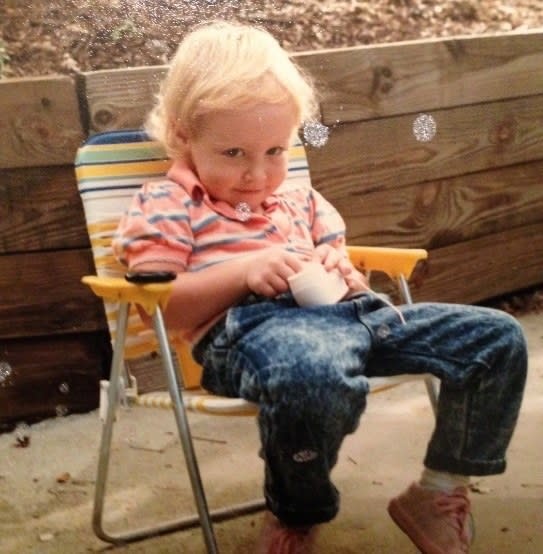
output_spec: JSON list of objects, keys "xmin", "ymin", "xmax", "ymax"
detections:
[{"xmin": 146, "ymin": 21, "xmax": 319, "ymax": 159}]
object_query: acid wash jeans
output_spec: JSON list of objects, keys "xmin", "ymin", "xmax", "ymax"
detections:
[{"xmin": 193, "ymin": 293, "xmax": 527, "ymax": 527}]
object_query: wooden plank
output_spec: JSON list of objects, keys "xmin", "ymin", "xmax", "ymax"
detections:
[
  {"xmin": 0, "ymin": 76, "xmax": 84, "ymax": 169},
  {"xmin": 308, "ymin": 94, "xmax": 543, "ymax": 198},
  {"xmin": 0, "ymin": 249, "xmax": 107, "ymax": 339},
  {"xmin": 407, "ymin": 221, "xmax": 543, "ymax": 305},
  {"xmin": 295, "ymin": 31, "xmax": 543, "ymax": 125},
  {"xmin": 335, "ymin": 158, "xmax": 543, "ymax": 249},
  {"xmin": 80, "ymin": 33, "xmax": 543, "ymax": 133},
  {"xmin": 0, "ymin": 165, "xmax": 89, "ymax": 254},
  {"xmin": 80, "ymin": 66, "xmax": 167, "ymax": 134},
  {"xmin": 0, "ymin": 332, "xmax": 110, "ymax": 429}
]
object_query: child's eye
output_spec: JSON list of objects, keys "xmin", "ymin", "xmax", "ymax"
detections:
[
  {"xmin": 267, "ymin": 146, "xmax": 286, "ymax": 156},
  {"xmin": 223, "ymin": 148, "xmax": 244, "ymax": 158}
]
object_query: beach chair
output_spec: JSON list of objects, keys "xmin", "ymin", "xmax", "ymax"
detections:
[{"xmin": 75, "ymin": 129, "xmax": 437, "ymax": 553}]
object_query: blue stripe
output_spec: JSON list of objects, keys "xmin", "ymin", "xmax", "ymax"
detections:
[
  {"xmin": 192, "ymin": 213, "xmax": 221, "ymax": 232},
  {"xmin": 147, "ymin": 213, "xmax": 191, "ymax": 224},
  {"xmin": 317, "ymin": 232, "xmax": 345, "ymax": 244},
  {"xmin": 79, "ymin": 184, "xmax": 143, "ymax": 194},
  {"xmin": 75, "ymin": 156, "xmax": 165, "ymax": 168},
  {"xmin": 84, "ymin": 129, "xmax": 150, "ymax": 146}
]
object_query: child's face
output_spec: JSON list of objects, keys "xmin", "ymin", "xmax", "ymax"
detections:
[{"xmin": 185, "ymin": 103, "xmax": 298, "ymax": 212}]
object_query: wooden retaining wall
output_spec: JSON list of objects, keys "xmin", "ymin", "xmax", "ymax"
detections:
[{"xmin": 1, "ymin": 31, "xmax": 542, "ymax": 427}]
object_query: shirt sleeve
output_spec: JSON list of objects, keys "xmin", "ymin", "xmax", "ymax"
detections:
[
  {"xmin": 112, "ymin": 180, "xmax": 193, "ymax": 271},
  {"xmin": 308, "ymin": 188, "xmax": 348, "ymax": 255}
]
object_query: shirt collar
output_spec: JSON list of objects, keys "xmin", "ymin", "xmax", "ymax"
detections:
[{"xmin": 167, "ymin": 160, "xmax": 205, "ymax": 203}]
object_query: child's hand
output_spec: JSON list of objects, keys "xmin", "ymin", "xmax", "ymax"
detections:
[
  {"xmin": 312, "ymin": 244, "xmax": 369, "ymax": 294},
  {"xmin": 246, "ymin": 248, "xmax": 305, "ymax": 297}
]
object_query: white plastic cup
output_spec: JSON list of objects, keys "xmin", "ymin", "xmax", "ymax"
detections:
[{"xmin": 288, "ymin": 262, "xmax": 349, "ymax": 307}]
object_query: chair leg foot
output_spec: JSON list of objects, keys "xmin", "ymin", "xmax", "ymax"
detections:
[{"xmin": 93, "ymin": 498, "xmax": 266, "ymax": 545}]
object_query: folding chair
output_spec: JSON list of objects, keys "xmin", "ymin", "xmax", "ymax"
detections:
[{"xmin": 75, "ymin": 130, "xmax": 437, "ymax": 553}]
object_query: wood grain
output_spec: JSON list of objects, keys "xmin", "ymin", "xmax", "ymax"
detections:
[
  {"xmin": 0, "ymin": 249, "xmax": 107, "ymax": 339},
  {"xmin": 0, "ymin": 165, "xmax": 89, "ymax": 254},
  {"xmin": 295, "ymin": 31, "xmax": 543, "ymax": 125},
  {"xmin": 307, "ymin": 93, "xmax": 543, "ymax": 198},
  {"xmin": 333, "ymin": 158, "xmax": 543, "ymax": 249},
  {"xmin": 0, "ymin": 76, "xmax": 84, "ymax": 169},
  {"xmin": 0, "ymin": 332, "xmax": 110, "ymax": 428},
  {"xmin": 415, "ymin": 220, "xmax": 543, "ymax": 304},
  {"xmin": 81, "ymin": 65, "xmax": 167, "ymax": 134},
  {"xmin": 370, "ymin": 221, "xmax": 543, "ymax": 305}
]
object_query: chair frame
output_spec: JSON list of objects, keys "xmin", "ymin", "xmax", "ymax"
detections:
[
  {"xmin": 94, "ymin": 290, "xmax": 264, "ymax": 552},
  {"xmin": 77, "ymin": 130, "xmax": 438, "ymax": 553},
  {"xmin": 85, "ymin": 262, "xmax": 438, "ymax": 553}
]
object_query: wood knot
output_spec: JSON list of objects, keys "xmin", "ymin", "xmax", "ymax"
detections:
[
  {"xmin": 371, "ymin": 65, "xmax": 394, "ymax": 97},
  {"xmin": 490, "ymin": 118, "xmax": 517, "ymax": 145},
  {"xmin": 93, "ymin": 108, "xmax": 115, "ymax": 128},
  {"xmin": 419, "ymin": 183, "xmax": 439, "ymax": 208}
]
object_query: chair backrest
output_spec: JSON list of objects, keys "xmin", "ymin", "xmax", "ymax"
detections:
[{"xmin": 75, "ymin": 129, "xmax": 311, "ymax": 389}]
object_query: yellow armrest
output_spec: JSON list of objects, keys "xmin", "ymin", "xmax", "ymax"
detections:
[
  {"xmin": 347, "ymin": 246, "xmax": 428, "ymax": 280},
  {"xmin": 81, "ymin": 275, "xmax": 173, "ymax": 315}
]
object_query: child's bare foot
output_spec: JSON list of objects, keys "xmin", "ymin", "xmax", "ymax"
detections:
[{"xmin": 257, "ymin": 511, "xmax": 317, "ymax": 554}]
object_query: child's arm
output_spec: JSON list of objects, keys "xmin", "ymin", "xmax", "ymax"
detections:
[
  {"xmin": 135, "ymin": 246, "xmax": 305, "ymax": 331},
  {"xmin": 308, "ymin": 189, "xmax": 369, "ymax": 294}
]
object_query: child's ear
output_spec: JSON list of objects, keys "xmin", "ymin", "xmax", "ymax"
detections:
[
  {"xmin": 176, "ymin": 126, "xmax": 189, "ymax": 144},
  {"xmin": 170, "ymin": 118, "xmax": 189, "ymax": 144}
]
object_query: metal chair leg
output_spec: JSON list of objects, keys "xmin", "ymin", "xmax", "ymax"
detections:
[
  {"xmin": 152, "ymin": 305, "xmax": 218, "ymax": 553},
  {"xmin": 92, "ymin": 301, "xmax": 265, "ymax": 550},
  {"xmin": 93, "ymin": 301, "xmax": 130, "ymax": 542}
]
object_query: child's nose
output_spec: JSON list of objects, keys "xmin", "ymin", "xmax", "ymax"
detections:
[{"xmin": 244, "ymin": 163, "xmax": 266, "ymax": 183}]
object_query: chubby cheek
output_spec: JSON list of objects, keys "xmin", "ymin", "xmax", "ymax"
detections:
[
  {"xmin": 199, "ymin": 166, "xmax": 240, "ymax": 198},
  {"xmin": 269, "ymin": 165, "xmax": 288, "ymax": 190}
]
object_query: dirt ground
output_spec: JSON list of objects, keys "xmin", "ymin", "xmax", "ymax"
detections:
[
  {"xmin": 0, "ymin": 311, "xmax": 541, "ymax": 553},
  {"xmin": 2, "ymin": 1, "xmax": 543, "ymax": 79}
]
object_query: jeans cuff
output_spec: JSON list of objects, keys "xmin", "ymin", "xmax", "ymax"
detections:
[
  {"xmin": 265, "ymin": 493, "xmax": 339, "ymax": 527},
  {"xmin": 424, "ymin": 453, "xmax": 507, "ymax": 476}
]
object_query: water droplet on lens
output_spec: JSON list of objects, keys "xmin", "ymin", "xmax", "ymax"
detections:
[
  {"xmin": 56, "ymin": 405, "xmax": 68, "ymax": 417},
  {"xmin": 235, "ymin": 202, "xmax": 251, "ymax": 222},
  {"xmin": 14, "ymin": 422, "xmax": 30, "ymax": 444},
  {"xmin": 0, "ymin": 362, "xmax": 12, "ymax": 384},
  {"xmin": 413, "ymin": 113, "xmax": 437, "ymax": 142},
  {"xmin": 303, "ymin": 121, "xmax": 330, "ymax": 148}
]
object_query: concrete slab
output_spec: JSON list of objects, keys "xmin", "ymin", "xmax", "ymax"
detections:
[{"xmin": 0, "ymin": 312, "xmax": 541, "ymax": 553}]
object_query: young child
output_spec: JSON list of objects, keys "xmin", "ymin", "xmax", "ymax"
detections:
[{"xmin": 113, "ymin": 21, "xmax": 527, "ymax": 554}]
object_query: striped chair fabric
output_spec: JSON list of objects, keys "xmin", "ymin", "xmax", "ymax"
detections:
[{"xmin": 75, "ymin": 129, "xmax": 310, "ymax": 412}]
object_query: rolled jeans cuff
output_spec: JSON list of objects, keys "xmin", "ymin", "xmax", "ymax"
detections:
[
  {"xmin": 265, "ymin": 493, "xmax": 339, "ymax": 527},
  {"xmin": 424, "ymin": 453, "xmax": 507, "ymax": 476}
]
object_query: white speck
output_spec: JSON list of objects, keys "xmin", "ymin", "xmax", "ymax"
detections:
[
  {"xmin": 14, "ymin": 422, "xmax": 30, "ymax": 443},
  {"xmin": 235, "ymin": 202, "xmax": 251, "ymax": 222},
  {"xmin": 56, "ymin": 405, "xmax": 69, "ymax": 417},
  {"xmin": 303, "ymin": 121, "xmax": 330, "ymax": 148},
  {"xmin": 377, "ymin": 324, "xmax": 391, "ymax": 339},
  {"xmin": 39, "ymin": 532, "xmax": 55, "ymax": 542},
  {"xmin": 0, "ymin": 362, "xmax": 12, "ymax": 385},
  {"xmin": 292, "ymin": 449, "xmax": 318, "ymax": 462},
  {"xmin": 413, "ymin": 113, "xmax": 437, "ymax": 142}
]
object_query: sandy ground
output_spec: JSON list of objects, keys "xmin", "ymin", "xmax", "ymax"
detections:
[{"xmin": 0, "ymin": 312, "xmax": 542, "ymax": 554}]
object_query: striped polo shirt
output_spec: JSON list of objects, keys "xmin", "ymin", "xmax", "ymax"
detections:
[{"xmin": 113, "ymin": 159, "xmax": 348, "ymax": 274}]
